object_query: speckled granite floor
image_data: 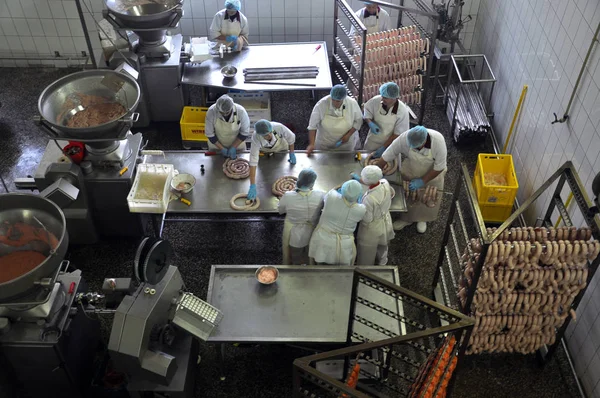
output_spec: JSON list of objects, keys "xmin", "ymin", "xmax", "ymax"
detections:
[{"xmin": 0, "ymin": 67, "xmax": 581, "ymax": 398}]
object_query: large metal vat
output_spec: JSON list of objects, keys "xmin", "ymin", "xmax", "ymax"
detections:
[{"xmin": 0, "ymin": 194, "xmax": 68, "ymax": 301}]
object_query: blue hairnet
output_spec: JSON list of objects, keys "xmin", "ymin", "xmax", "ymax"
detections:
[
  {"xmin": 379, "ymin": 82, "xmax": 399, "ymax": 98},
  {"xmin": 407, "ymin": 125, "xmax": 428, "ymax": 148},
  {"xmin": 297, "ymin": 169, "xmax": 317, "ymax": 191},
  {"xmin": 216, "ymin": 94, "xmax": 234, "ymax": 114},
  {"xmin": 341, "ymin": 180, "xmax": 362, "ymax": 203},
  {"xmin": 255, "ymin": 119, "xmax": 273, "ymax": 136},
  {"xmin": 330, "ymin": 85, "xmax": 347, "ymax": 101},
  {"xmin": 225, "ymin": 0, "xmax": 240, "ymax": 11}
]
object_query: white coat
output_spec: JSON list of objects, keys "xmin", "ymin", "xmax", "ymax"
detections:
[
  {"xmin": 278, "ymin": 189, "xmax": 326, "ymax": 264},
  {"xmin": 356, "ymin": 180, "xmax": 395, "ymax": 265},
  {"xmin": 309, "ymin": 190, "xmax": 366, "ymax": 265},
  {"xmin": 307, "ymin": 96, "xmax": 363, "ymax": 151}
]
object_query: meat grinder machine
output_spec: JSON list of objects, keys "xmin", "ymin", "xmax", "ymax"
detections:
[
  {"xmin": 102, "ymin": 0, "xmax": 188, "ymax": 126},
  {"xmin": 16, "ymin": 69, "xmax": 148, "ymax": 244},
  {"xmin": 0, "ymin": 193, "xmax": 223, "ymax": 398}
]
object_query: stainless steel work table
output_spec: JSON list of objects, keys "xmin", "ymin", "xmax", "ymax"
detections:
[
  {"xmin": 181, "ymin": 42, "xmax": 332, "ymax": 92},
  {"xmin": 142, "ymin": 151, "xmax": 407, "ymax": 215},
  {"xmin": 206, "ymin": 265, "xmax": 405, "ymax": 343}
]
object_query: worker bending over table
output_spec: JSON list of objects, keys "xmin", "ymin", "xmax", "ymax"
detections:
[
  {"xmin": 377, "ymin": 125, "xmax": 447, "ymax": 234},
  {"xmin": 205, "ymin": 94, "xmax": 250, "ymax": 158},
  {"xmin": 363, "ymin": 82, "xmax": 410, "ymax": 155},
  {"xmin": 306, "ymin": 85, "xmax": 363, "ymax": 155},
  {"xmin": 278, "ymin": 169, "xmax": 325, "ymax": 265},
  {"xmin": 351, "ymin": 166, "xmax": 395, "ymax": 265},
  {"xmin": 247, "ymin": 120, "xmax": 296, "ymax": 200},
  {"xmin": 349, "ymin": 1, "xmax": 391, "ymax": 36},
  {"xmin": 309, "ymin": 180, "xmax": 366, "ymax": 265},
  {"xmin": 209, "ymin": 0, "xmax": 249, "ymax": 54}
]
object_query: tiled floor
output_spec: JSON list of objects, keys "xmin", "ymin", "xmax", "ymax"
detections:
[{"xmin": 0, "ymin": 67, "xmax": 581, "ymax": 397}]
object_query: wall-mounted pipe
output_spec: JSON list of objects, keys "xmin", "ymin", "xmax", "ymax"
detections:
[
  {"xmin": 551, "ymin": 22, "xmax": 599, "ymax": 124},
  {"xmin": 503, "ymin": 85, "xmax": 528, "ymax": 153}
]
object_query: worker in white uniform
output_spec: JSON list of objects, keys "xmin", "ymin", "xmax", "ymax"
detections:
[
  {"xmin": 349, "ymin": 2, "xmax": 391, "ymax": 36},
  {"xmin": 351, "ymin": 166, "xmax": 395, "ymax": 265},
  {"xmin": 246, "ymin": 119, "xmax": 296, "ymax": 200},
  {"xmin": 306, "ymin": 85, "xmax": 363, "ymax": 155},
  {"xmin": 363, "ymin": 82, "xmax": 410, "ymax": 157},
  {"xmin": 377, "ymin": 126, "xmax": 447, "ymax": 234},
  {"xmin": 278, "ymin": 169, "xmax": 326, "ymax": 265},
  {"xmin": 205, "ymin": 95, "xmax": 250, "ymax": 159},
  {"xmin": 209, "ymin": 0, "xmax": 249, "ymax": 53},
  {"xmin": 308, "ymin": 180, "xmax": 366, "ymax": 265}
]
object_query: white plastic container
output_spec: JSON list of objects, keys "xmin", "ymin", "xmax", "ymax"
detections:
[
  {"xmin": 127, "ymin": 164, "xmax": 175, "ymax": 213},
  {"xmin": 228, "ymin": 91, "xmax": 271, "ymax": 134}
]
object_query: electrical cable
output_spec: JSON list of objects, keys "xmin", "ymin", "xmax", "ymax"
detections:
[{"xmin": 0, "ymin": 173, "xmax": 8, "ymax": 193}]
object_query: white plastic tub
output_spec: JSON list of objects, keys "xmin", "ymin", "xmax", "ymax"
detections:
[{"xmin": 127, "ymin": 164, "xmax": 175, "ymax": 213}]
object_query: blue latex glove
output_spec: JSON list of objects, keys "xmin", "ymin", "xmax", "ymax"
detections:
[
  {"xmin": 350, "ymin": 173, "xmax": 361, "ymax": 181},
  {"xmin": 334, "ymin": 140, "xmax": 343, "ymax": 147},
  {"xmin": 373, "ymin": 146, "xmax": 386, "ymax": 158},
  {"xmin": 409, "ymin": 178, "xmax": 425, "ymax": 191},
  {"xmin": 336, "ymin": 187, "xmax": 342, "ymax": 194},
  {"xmin": 288, "ymin": 152, "xmax": 296, "ymax": 164},
  {"xmin": 247, "ymin": 184, "xmax": 257, "ymax": 200},
  {"xmin": 221, "ymin": 148, "xmax": 229, "ymax": 157},
  {"xmin": 228, "ymin": 147, "xmax": 237, "ymax": 160},
  {"xmin": 368, "ymin": 121, "xmax": 380, "ymax": 135},
  {"xmin": 226, "ymin": 35, "xmax": 238, "ymax": 42},
  {"xmin": 232, "ymin": 42, "xmax": 238, "ymax": 51}
]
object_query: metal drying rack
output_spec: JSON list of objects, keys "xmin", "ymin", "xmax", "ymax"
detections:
[
  {"xmin": 433, "ymin": 161, "xmax": 600, "ymax": 364},
  {"xmin": 332, "ymin": 0, "xmax": 439, "ymax": 124}
]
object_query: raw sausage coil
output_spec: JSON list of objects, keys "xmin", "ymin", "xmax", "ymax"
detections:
[
  {"xmin": 364, "ymin": 152, "xmax": 398, "ymax": 176},
  {"xmin": 223, "ymin": 158, "xmax": 250, "ymax": 179},
  {"xmin": 272, "ymin": 176, "xmax": 297, "ymax": 197},
  {"xmin": 230, "ymin": 193, "xmax": 260, "ymax": 211}
]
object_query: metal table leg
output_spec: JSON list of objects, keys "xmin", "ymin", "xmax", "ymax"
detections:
[{"xmin": 218, "ymin": 343, "xmax": 226, "ymax": 381}]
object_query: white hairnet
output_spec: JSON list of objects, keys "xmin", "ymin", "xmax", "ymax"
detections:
[
  {"xmin": 361, "ymin": 165, "xmax": 383, "ymax": 185},
  {"xmin": 341, "ymin": 180, "xmax": 362, "ymax": 203},
  {"xmin": 216, "ymin": 95, "xmax": 234, "ymax": 114}
]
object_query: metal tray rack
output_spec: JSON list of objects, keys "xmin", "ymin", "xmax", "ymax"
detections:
[
  {"xmin": 332, "ymin": 0, "xmax": 439, "ymax": 124},
  {"xmin": 433, "ymin": 162, "xmax": 600, "ymax": 364},
  {"xmin": 293, "ymin": 269, "xmax": 474, "ymax": 398}
]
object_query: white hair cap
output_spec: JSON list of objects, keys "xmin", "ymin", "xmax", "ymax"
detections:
[{"xmin": 361, "ymin": 165, "xmax": 383, "ymax": 185}]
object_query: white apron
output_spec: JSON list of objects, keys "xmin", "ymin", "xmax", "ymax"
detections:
[
  {"xmin": 260, "ymin": 132, "xmax": 289, "ymax": 153},
  {"xmin": 363, "ymin": 13, "xmax": 380, "ymax": 34},
  {"xmin": 398, "ymin": 148, "xmax": 446, "ymax": 223},
  {"xmin": 363, "ymin": 102, "xmax": 399, "ymax": 152},
  {"xmin": 217, "ymin": 16, "xmax": 244, "ymax": 52},
  {"xmin": 207, "ymin": 111, "xmax": 246, "ymax": 151},
  {"xmin": 315, "ymin": 110, "xmax": 357, "ymax": 151}
]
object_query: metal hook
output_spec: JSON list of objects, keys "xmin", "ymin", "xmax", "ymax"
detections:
[{"xmin": 551, "ymin": 112, "xmax": 568, "ymax": 124}]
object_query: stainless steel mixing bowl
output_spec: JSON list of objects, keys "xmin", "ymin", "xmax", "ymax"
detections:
[
  {"xmin": 37, "ymin": 70, "xmax": 140, "ymax": 140},
  {"xmin": 221, "ymin": 65, "xmax": 237, "ymax": 78},
  {"xmin": 105, "ymin": 0, "xmax": 183, "ymax": 25},
  {"xmin": 0, "ymin": 194, "xmax": 68, "ymax": 301}
]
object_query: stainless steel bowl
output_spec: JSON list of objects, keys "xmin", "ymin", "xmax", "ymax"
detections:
[
  {"xmin": 221, "ymin": 65, "xmax": 237, "ymax": 78},
  {"xmin": 105, "ymin": 0, "xmax": 182, "ymax": 24},
  {"xmin": 0, "ymin": 194, "xmax": 68, "ymax": 301},
  {"xmin": 37, "ymin": 70, "xmax": 140, "ymax": 140},
  {"xmin": 255, "ymin": 266, "xmax": 279, "ymax": 285}
]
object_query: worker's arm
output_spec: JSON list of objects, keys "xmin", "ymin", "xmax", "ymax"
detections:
[
  {"xmin": 288, "ymin": 143, "xmax": 295, "ymax": 152},
  {"xmin": 306, "ymin": 130, "xmax": 317, "ymax": 156},
  {"xmin": 306, "ymin": 99, "xmax": 325, "ymax": 156},
  {"xmin": 340, "ymin": 127, "xmax": 356, "ymax": 143},
  {"xmin": 249, "ymin": 165, "xmax": 257, "ymax": 185},
  {"xmin": 422, "ymin": 169, "xmax": 443, "ymax": 184}
]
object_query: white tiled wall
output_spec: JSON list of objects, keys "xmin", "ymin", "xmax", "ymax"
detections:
[
  {"xmin": 1, "ymin": 0, "xmax": 480, "ymax": 68},
  {"xmin": 0, "ymin": 0, "xmax": 98, "ymax": 67},
  {"xmin": 472, "ymin": 0, "xmax": 600, "ymax": 395}
]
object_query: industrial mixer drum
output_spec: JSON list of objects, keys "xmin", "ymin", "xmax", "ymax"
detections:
[
  {"xmin": 0, "ymin": 194, "xmax": 68, "ymax": 301},
  {"xmin": 37, "ymin": 70, "xmax": 140, "ymax": 141}
]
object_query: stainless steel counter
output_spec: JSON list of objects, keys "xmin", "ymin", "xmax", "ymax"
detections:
[
  {"xmin": 181, "ymin": 42, "xmax": 332, "ymax": 91},
  {"xmin": 142, "ymin": 151, "xmax": 407, "ymax": 214},
  {"xmin": 206, "ymin": 265, "xmax": 405, "ymax": 343}
]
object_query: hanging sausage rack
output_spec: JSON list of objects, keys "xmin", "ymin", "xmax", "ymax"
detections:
[{"xmin": 433, "ymin": 161, "xmax": 600, "ymax": 364}]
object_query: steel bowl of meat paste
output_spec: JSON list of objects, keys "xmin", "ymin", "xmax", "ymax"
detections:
[
  {"xmin": 104, "ymin": 0, "xmax": 183, "ymax": 26},
  {"xmin": 37, "ymin": 70, "xmax": 140, "ymax": 140},
  {"xmin": 255, "ymin": 266, "xmax": 279, "ymax": 285},
  {"xmin": 0, "ymin": 193, "xmax": 68, "ymax": 301},
  {"xmin": 170, "ymin": 173, "xmax": 196, "ymax": 194}
]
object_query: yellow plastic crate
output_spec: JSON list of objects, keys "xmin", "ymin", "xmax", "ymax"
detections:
[
  {"xmin": 474, "ymin": 154, "xmax": 519, "ymax": 206},
  {"xmin": 180, "ymin": 107, "xmax": 209, "ymax": 142},
  {"xmin": 479, "ymin": 203, "xmax": 514, "ymax": 223}
]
